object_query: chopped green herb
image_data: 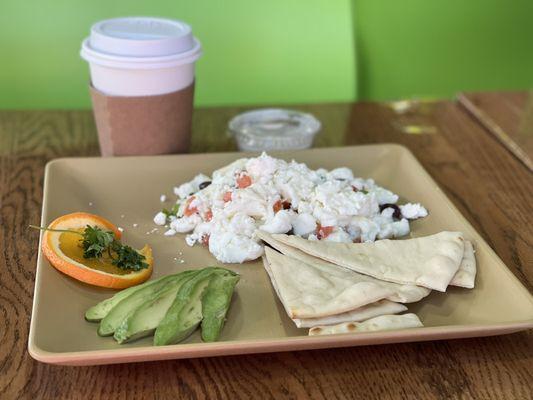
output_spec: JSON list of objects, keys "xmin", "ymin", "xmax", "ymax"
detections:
[
  {"xmin": 81, "ymin": 225, "xmax": 115, "ymax": 259},
  {"xmin": 111, "ymin": 244, "xmax": 148, "ymax": 271},
  {"xmin": 29, "ymin": 224, "xmax": 148, "ymax": 271},
  {"xmin": 162, "ymin": 202, "xmax": 181, "ymax": 222},
  {"xmin": 170, "ymin": 203, "xmax": 181, "ymax": 215}
]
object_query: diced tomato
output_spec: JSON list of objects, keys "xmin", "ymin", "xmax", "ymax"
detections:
[
  {"xmin": 183, "ymin": 196, "xmax": 198, "ymax": 216},
  {"xmin": 223, "ymin": 191, "xmax": 232, "ymax": 202},
  {"xmin": 316, "ymin": 224, "xmax": 334, "ymax": 240},
  {"xmin": 236, "ymin": 173, "xmax": 252, "ymax": 188},
  {"xmin": 201, "ymin": 234, "xmax": 210, "ymax": 246},
  {"xmin": 204, "ymin": 209, "xmax": 213, "ymax": 222},
  {"xmin": 273, "ymin": 200, "xmax": 291, "ymax": 212}
]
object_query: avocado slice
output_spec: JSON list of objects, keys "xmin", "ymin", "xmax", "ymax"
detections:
[
  {"xmin": 97, "ymin": 271, "xmax": 196, "ymax": 336},
  {"xmin": 113, "ymin": 272, "xmax": 196, "ymax": 344},
  {"xmin": 154, "ymin": 267, "xmax": 218, "ymax": 346},
  {"xmin": 85, "ymin": 275, "xmax": 171, "ymax": 322},
  {"xmin": 201, "ymin": 269, "xmax": 240, "ymax": 342}
]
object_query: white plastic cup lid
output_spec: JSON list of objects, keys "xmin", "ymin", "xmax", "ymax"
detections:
[{"xmin": 81, "ymin": 17, "xmax": 202, "ymax": 69}]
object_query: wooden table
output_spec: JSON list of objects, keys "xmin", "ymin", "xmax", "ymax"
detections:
[
  {"xmin": 458, "ymin": 91, "xmax": 533, "ymax": 171},
  {"xmin": 1, "ymin": 97, "xmax": 532, "ymax": 399}
]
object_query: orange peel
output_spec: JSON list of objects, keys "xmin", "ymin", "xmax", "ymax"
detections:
[{"xmin": 41, "ymin": 212, "xmax": 153, "ymax": 289}]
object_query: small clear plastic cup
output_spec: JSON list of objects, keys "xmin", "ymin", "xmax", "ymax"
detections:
[{"xmin": 229, "ymin": 109, "xmax": 321, "ymax": 152}]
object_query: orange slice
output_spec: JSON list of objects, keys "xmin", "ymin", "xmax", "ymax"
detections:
[{"xmin": 41, "ymin": 212, "xmax": 153, "ymax": 289}]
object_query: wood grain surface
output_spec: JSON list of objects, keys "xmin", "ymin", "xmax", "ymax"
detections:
[
  {"xmin": 1, "ymin": 99, "xmax": 532, "ymax": 400},
  {"xmin": 457, "ymin": 91, "xmax": 533, "ymax": 172}
]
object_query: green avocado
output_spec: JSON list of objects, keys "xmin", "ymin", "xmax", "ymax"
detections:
[
  {"xmin": 200, "ymin": 270, "xmax": 240, "ymax": 342},
  {"xmin": 85, "ymin": 275, "xmax": 170, "ymax": 322},
  {"xmin": 153, "ymin": 267, "xmax": 218, "ymax": 346},
  {"xmin": 113, "ymin": 272, "xmax": 197, "ymax": 344},
  {"xmin": 97, "ymin": 271, "xmax": 196, "ymax": 336}
]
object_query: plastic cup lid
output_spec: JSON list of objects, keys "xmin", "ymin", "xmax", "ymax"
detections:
[
  {"xmin": 81, "ymin": 17, "xmax": 202, "ymax": 69},
  {"xmin": 229, "ymin": 109, "xmax": 321, "ymax": 151}
]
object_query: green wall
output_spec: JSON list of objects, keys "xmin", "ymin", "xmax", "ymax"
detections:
[
  {"xmin": 0, "ymin": 0, "xmax": 356, "ymax": 109},
  {"xmin": 0, "ymin": 1, "xmax": 532, "ymax": 109},
  {"xmin": 354, "ymin": 0, "xmax": 533, "ymax": 101}
]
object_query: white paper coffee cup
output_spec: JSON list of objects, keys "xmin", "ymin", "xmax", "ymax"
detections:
[
  {"xmin": 81, "ymin": 17, "xmax": 201, "ymax": 156},
  {"xmin": 81, "ymin": 17, "xmax": 202, "ymax": 96}
]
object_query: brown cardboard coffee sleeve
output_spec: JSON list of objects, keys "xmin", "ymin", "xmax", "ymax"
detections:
[{"xmin": 90, "ymin": 83, "xmax": 194, "ymax": 156}]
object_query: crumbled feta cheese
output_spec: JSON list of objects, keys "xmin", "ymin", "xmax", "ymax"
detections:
[
  {"xmin": 193, "ymin": 174, "xmax": 211, "ymax": 187},
  {"xmin": 153, "ymin": 212, "xmax": 167, "ymax": 226},
  {"xmin": 329, "ymin": 167, "xmax": 353, "ymax": 181},
  {"xmin": 133, "ymin": 223, "xmax": 138, "ymax": 228},
  {"xmin": 164, "ymin": 229, "xmax": 176, "ymax": 236},
  {"xmin": 118, "ymin": 227, "xmax": 124, "ymax": 232},
  {"xmin": 156, "ymin": 153, "xmax": 427, "ymax": 263},
  {"xmin": 229, "ymin": 214, "xmax": 257, "ymax": 237},
  {"xmin": 380, "ymin": 207, "xmax": 395, "ymax": 219},
  {"xmin": 392, "ymin": 218, "xmax": 410, "ymax": 237},
  {"xmin": 400, "ymin": 203, "xmax": 428, "ymax": 219},
  {"xmin": 324, "ymin": 228, "xmax": 352, "ymax": 243},
  {"xmin": 185, "ymin": 235, "xmax": 196, "ymax": 246},
  {"xmin": 174, "ymin": 182, "xmax": 195, "ymax": 199},
  {"xmin": 208, "ymin": 232, "xmax": 263, "ymax": 263},
  {"xmin": 246, "ymin": 153, "xmax": 277, "ymax": 179},
  {"xmin": 260, "ymin": 210, "xmax": 294, "ymax": 234},
  {"xmin": 313, "ymin": 208, "xmax": 338, "ymax": 227},
  {"xmin": 370, "ymin": 187, "xmax": 399, "ymax": 205},
  {"xmin": 145, "ymin": 228, "xmax": 158, "ymax": 235},
  {"xmin": 348, "ymin": 217, "xmax": 380, "ymax": 242},
  {"xmin": 292, "ymin": 213, "xmax": 316, "ymax": 236},
  {"xmin": 160, "ymin": 194, "xmax": 167, "ymax": 202},
  {"xmin": 171, "ymin": 215, "xmax": 201, "ymax": 233}
]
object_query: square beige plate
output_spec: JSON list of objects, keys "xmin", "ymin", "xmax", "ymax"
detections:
[{"xmin": 29, "ymin": 144, "xmax": 533, "ymax": 366}]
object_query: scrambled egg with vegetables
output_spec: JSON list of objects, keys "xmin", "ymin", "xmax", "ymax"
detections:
[{"xmin": 154, "ymin": 153, "xmax": 427, "ymax": 263}]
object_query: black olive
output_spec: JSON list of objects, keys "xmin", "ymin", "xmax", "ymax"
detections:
[
  {"xmin": 199, "ymin": 181, "xmax": 212, "ymax": 190},
  {"xmin": 379, "ymin": 203, "xmax": 402, "ymax": 220}
]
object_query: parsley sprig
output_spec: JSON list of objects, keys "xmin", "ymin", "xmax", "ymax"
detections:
[
  {"xmin": 81, "ymin": 225, "xmax": 115, "ymax": 258},
  {"xmin": 161, "ymin": 202, "xmax": 181, "ymax": 221},
  {"xmin": 30, "ymin": 225, "xmax": 148, "ymax": 271}
]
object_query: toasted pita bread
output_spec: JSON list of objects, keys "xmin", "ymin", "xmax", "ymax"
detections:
[
  {"xmin": 308, "ymin": 313, "xmax": 423, "ymax": 336},
  {"xmin": 450, "ymin": 240, "xmax": 476, "ymax": 288},
  {"xmin": 257, "ymin": 230, "xmax": 431, "ymax": 303},
  {"xmin": 272, "ymin": 232, "xmax": 465, "ymax": 292},
  {"xmin": 262, "ymin": 247, "xmax": 395, "ymax": 318},
  {"xmin": 293, "ymin": 299, "xmax": 407, "ymax": 328}
]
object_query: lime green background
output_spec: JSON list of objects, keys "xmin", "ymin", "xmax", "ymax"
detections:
[
  {"xmin": 355, "ymin": 0, "xmax": 533, "ymax": 100},
  {"xmin": 0, "ymin": 0, "xmax": 532, "ymax": 109}
]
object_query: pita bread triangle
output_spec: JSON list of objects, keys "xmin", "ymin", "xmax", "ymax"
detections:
[
  {"xmin": 293, "ymin": 299, "xmax": 407, "ymax": 328},
  {"xmin": 450, "ymin": 240, "xmax": 476, "ymax": 288},
  {"xmin": 257, "ymin": 230, "xmax": 431, "ymax": 303},
  {"xmin": 262, "ymin": 247, "xmax": 395, "ymax": 318},
  {"xmin": 271, "ymin": 231, "xmax": 465, "ymax": 292},
  {"xmin": 308, "ymin": 313, "xmax": 423, "ymax": 336}
]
